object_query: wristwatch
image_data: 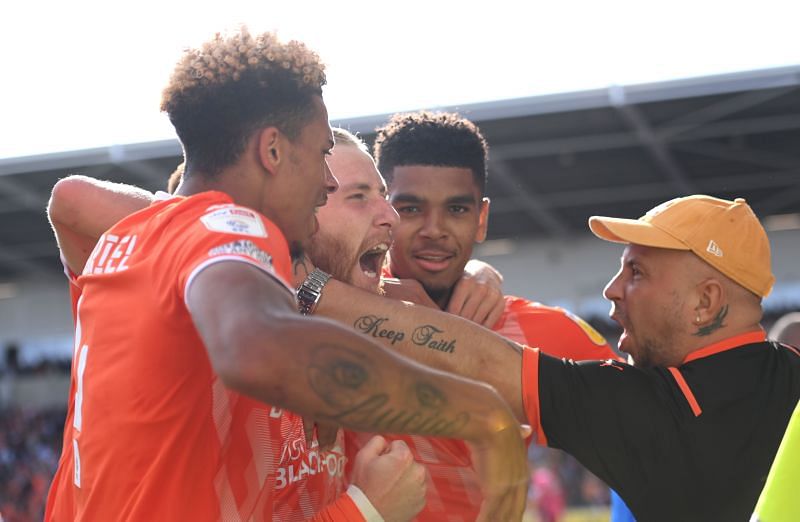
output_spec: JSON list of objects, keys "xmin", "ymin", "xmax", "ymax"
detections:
[{"xmin": 296, "ymin": 268, "xmax": 332, "ymax": 315}]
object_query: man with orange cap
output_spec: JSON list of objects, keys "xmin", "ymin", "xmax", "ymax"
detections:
[{"xmin": 311, "ymin": 194, "xmax": 800, "ymax": 521}]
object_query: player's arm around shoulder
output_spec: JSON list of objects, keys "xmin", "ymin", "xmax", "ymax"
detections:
[{"xmin": 48, "ymin": 175, "xmax": 154, "ymax": 273}]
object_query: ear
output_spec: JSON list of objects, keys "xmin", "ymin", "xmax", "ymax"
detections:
[
  {"xmin": 474, "ymin": 197, "xmax": 490, "ymax": 243},
  {"xmin": 256, "ymin": 127, "xmax": 283, "ymax": 176},
  {"xmin": 694, "ymin": 277, "xmax": 725, "ymax": 325}
]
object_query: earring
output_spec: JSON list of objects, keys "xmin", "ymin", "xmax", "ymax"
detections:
[{"xmin": 695, "ymin": 314, "xmax": 701, "ymax": 324}]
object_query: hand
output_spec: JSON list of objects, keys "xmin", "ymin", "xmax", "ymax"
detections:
[
  {"xmin": 350, "ymin": 435, "xmax": 428, "ymax": 522},
  {"xmin": 448, "ymin": 260, "xmax": 505, "ymax": 328},
  {"xmin": 381, "ymin": 278, "xmax": 438, "ymax": 309},
  {"xmin": 467, "ymin": 410, "xmax": 530, "ymax": 522}
]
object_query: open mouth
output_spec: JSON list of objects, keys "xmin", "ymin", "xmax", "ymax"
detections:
[{"xmin": 359, "ymin": 243, "xmax": 389, "ymax": 278}]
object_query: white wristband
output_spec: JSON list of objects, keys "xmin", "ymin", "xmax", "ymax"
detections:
[{"xmin": 347, "ymin": 484, "xmax": 385, "ymax": 522}]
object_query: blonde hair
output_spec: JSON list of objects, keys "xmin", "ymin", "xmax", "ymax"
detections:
[{"xmin": 332, "ymin": 127, "xmax": 369, "ymax": 154}]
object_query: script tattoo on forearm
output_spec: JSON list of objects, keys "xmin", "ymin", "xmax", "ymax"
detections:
[
  {"xmin": 353, "ymin": 315, "xmax": 457, "ymax": 354},
  {"xmin": 307, "ymin": 344, "xmax": 470, "ymax": 435},
  {"xmin": 694, "ymin": 305, "xmax": 729, "ymax": 337}
]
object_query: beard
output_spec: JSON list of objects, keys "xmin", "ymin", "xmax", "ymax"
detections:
[
  {"xmin": 628, "ymin": 292, "xmax": 686, "ymax": 368},
  {"xmin": 306, "ymin": 231, "xmax": 358, "ymax": 285}
]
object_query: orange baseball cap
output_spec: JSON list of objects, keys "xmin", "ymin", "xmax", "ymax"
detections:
[{"xmin": 589, "ymin": 195, "xmax": 774, "ymax": 297}]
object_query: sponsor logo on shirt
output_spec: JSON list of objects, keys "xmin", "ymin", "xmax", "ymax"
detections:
[
  {"xmin": 208, "ymin": 240, "xmax": 273, "ymax": 269},
  {"xmin": 200, "ymin": 206, "xmax": 268, "ymax": 237},
  {"xmin": 274, "ymin": 435, "xmax": 347, "ymax": 490}
]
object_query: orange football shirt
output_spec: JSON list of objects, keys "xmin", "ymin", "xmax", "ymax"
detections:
[{"xmin": 45, "ymin": 192, "xmax": 356, "ymax": 521}]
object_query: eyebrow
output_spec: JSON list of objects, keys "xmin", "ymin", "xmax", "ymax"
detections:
[
  {"xmin": 340, "ymin": 182, "xmax": 373, "ymax": 192},
  {"xmin": 445, "ymin": 195, "xmax": 478, "ymax": 205},
  {"xmin": 390, "ymin": 193, "xmax": 477, "ymax": 204},
  {"xmin": 390, "ymin": 193, "xmax": 423, "ymax": 203}
]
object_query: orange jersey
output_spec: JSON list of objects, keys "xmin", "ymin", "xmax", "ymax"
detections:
[
  {"xmin": 44, "ymin": 262, "xmax": 82, "ymax": 522},
  {"xmin": 345, "ymin": 295, "xmax": 617, "ymax": 521},
  {"xmin": 45, "ymin": 192, "xmax": 352, "ymax": 521}
]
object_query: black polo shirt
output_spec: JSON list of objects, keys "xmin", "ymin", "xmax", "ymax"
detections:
[{"xmin": 523, "ymin": 331, "xmax": 800, "ymax": 521}]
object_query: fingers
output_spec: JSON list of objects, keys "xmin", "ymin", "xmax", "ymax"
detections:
[
  {"xmin": 448, "ymin": 278, "xmax": 505, "ymax": 327},
  {"xmin": 473, "ymin": 291, "xmax": 505, "ymax": 328},
  {"xmin": 359, "ymin": 434, "xmax": 389, "ymax": 458}
]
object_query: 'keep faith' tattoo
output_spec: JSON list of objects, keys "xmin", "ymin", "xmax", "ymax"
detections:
[
  {"xmin": 354, "ymin": 315, "xmax": 405, "ymax": 345},
  {"xmin": 694, "ymin": 305, "xmax": 729, "ymax": 337},
  {"xmin": 412, "ymin": 325, "xmax": 456, "ymax": 354},
  {"xmin": 353, "ymin": 315, "xmax": 456, "ymax": 354}
]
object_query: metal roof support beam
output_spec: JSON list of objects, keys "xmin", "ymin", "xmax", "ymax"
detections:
[
  {"xmin": 490, "ymin": 112, "xmax": 800, "ymax": 161},
  {"xmin": 609, "ymin": 86, "xmax": 693, "ymax": 194},
  {"xmin": 756, "ymin": 184, "xmax": 800, "ymax": 215},
  {"xmin": 490, "ymin": 161, "xmax": 568, "ymax": 236},
  {"xmin": 488, "ymin": 169, "xmax": 799, "ymax": 212},
  {"xmin": 673, "ymin": 141, "xmax": 800, "ymax": 170},
  {"xmin": 659, "ymin": 87, "xmax": 798, "ymax": 140},
  {"xmin": 0, "ymin": 178, "xmax": 49, "ymax": 212}
]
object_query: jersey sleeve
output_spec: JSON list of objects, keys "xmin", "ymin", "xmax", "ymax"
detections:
[
  {"xmin": 173, "ymin": 204, "xmax": 295, "ymax": 302},
  {"xmin": 308, "ymin": 488, "xmax": 371, "ymax": 521},
  {"xmin": 506, "ymin": 297, "xmax": 620, "ymax": 361},
  {"xmin": 522, "ymin": 348, "xmax": 680, "ymax": 492}
]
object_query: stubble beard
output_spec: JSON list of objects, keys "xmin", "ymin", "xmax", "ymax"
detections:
[{"xmin": 307, "ymin": 232, "xmax": 356, "ymax": 285}]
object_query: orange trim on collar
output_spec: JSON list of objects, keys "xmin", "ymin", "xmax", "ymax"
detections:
[
  {"xmin": 668, "ymin": 368, "xmax": 702, "ymax": 417},
  {"xmin": 682, "ymin": 330, "xmax": 766, "ymax": 364}
]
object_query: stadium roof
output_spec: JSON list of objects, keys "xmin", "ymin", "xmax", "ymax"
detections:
[{"xmin": 1, "ymin": 64, "xmax": 799, "ymax": 282}]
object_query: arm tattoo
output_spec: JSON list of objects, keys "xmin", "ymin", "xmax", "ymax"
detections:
[
  {"xmin": 693, "ymin": 305, "xmax": 729, "ymax": 336},
  {"xmin": 292, "ymin": 257, "xmax": 311, "ymax": 279},
  {"xmin": 307, "ymin": 344, "xmax": 470, "ymax": 435},
  {"xmin": 352, "ymin": 315, "xmax": 457, "ymax": 354}
]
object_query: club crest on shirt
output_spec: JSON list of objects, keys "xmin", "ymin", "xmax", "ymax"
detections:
[
  {"xmin": 208, "ymin": 240, "xmax": 273, "ymax": 269},
  {"xmin": 563, "ymin": 310, "xmax": 608, "ymax": 346},
  {"xmin": 200, "ymin": 206, "xmax": 268, "ymax": 237}
]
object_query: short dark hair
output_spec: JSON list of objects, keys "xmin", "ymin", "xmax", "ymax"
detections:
[
  {"xmin": 373, "ymin": 111, "xmax": 488, "ymax": 195},
  {"xmin": 161, "ymin": 28, "xmax": 327, "ymax": 177}
]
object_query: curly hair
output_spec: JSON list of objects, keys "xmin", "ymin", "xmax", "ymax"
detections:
[
  {"xmin": 161, "ymin": 27, "xmax": 327, "ymax": 176},
  {"xmin": 373, "ymin": 111, "xmax": 488, "ymax": 195}
]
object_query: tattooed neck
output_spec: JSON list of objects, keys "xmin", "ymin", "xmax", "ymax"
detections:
[{"xmin": 694, "ymin": 305, "xmax": 729, "ymax": 336}]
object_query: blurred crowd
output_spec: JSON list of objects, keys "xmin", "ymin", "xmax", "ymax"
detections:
[{"xmin": 0, "ymin": 408, "xmax": 64, "ymax": 522}]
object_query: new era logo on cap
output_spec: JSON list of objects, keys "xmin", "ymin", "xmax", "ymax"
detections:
[{"xmin": 706, "ymin": 240, "xmax": 723, "ymax": 257}]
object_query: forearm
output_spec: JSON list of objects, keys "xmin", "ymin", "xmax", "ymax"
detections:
[
  {"xmin": 233, "ymin": 310, "xmax": 514, "ymax": 442},
  {"xmin": 314, "ymin": 279, "xmax": 525, "ymax": 422}
]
